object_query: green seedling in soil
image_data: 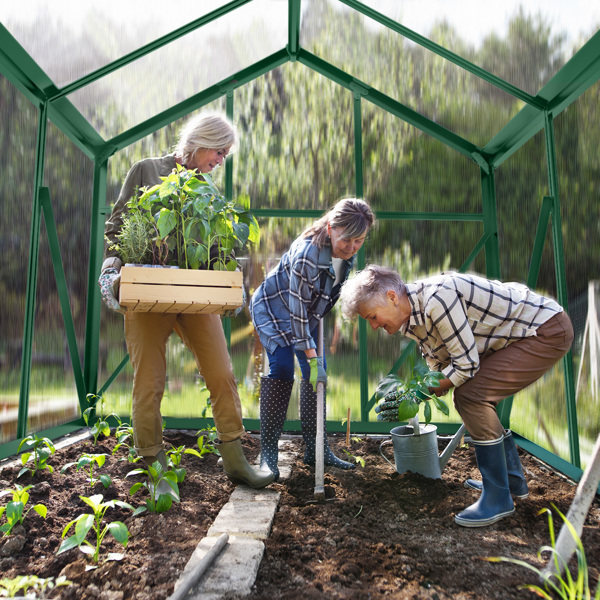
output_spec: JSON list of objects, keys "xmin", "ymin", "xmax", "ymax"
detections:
[
  {"xmin": 196, "ymin": 427, "xmax": 218, "ymax": 456},
  {"xmin": 485, "ymin": 504, "xmax": 599, "ymax": 600},
  {"xmin": 341, "ymin": 448, "xmax": 366, "ymax": 467},
  {"xmin": 58, "ymin": 494, "xmax": 137, "ymax": 565},
  {"xmin": 16, "ymin": 434, "xmax": 56, "ymax": 478},
  {"xmin": 61, "ymin": 453, "xmax": 112, "ymax": 489},
  {"xmin": 112, "ymin": 423, "xmax": 141, "ymax": 464},
  {"xmin": 0, "ymin": 575, "xmax": 72, "ymax": 598},
  {"xmin": 166, "ymin": 445, "xmax": 205, "ymax": 483},
  {"xmin": 83, "ymin": 393, "xmax": 122, "ymax": 446},
  {"xmin": 127, "ymin": 460, "xmax": 179, "ymax": 514},
  {"xmin": 0, "ymin": 484, "xmax": 47, "ymax": 537}
]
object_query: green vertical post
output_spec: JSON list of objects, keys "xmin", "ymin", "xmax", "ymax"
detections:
[
  {"xmin": 544, "ymin": 111, "xmax": 580, "ymax": 467},
  {"xmin": 222, "ymin": 92, "xmax": 235, "ymax": 349},
  {"xmin": 353, "ymin": 90, "xmax": 369, "ymax": 422},
  {"xmin": 84, "ymin": 157, "xmax": 109, "ymax": 399},
  {"xmin": 287, "ymin": 0, "xmax": 301, "ymax": 59},
  {"xmin": 17, "ymin": 101, "xmax": 48, "ymax": 438}
]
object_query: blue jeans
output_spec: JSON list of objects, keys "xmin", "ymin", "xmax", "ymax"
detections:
[{"xmin": 266, "ymin": 328, "xmax": 326, "ymax": 381}]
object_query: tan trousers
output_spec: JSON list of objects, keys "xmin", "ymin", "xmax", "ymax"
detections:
[
  {"xmin": 124, "ymin": 311, "xmax": 245, "ymax": 458},
  {"xmin": 453, "ymin": 311, "xmax": 574, "ymax": 441}
]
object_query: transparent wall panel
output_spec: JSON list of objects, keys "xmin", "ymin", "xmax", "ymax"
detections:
[
  {"xmin": 362, "ymin": 105, "xmax": 483, "ymax": 214},
  {"xmin": 234, "ymin": 63, "xmax": 356, "ymax": 211},
  {"xmin": 356, "ymin": 1, "xmax": 600, "ymax": 96},
  {"xmin": 1, "ymin": 1, "xmax": 237, "ymax": 88},
  {"xmin": 0, "ymin": 76, "xmax": 37, "ymax": 444},
  {"xmin": 301, "ymin": 1, "xmax": 519, "ymax": 148},
  {"xmin": 67, "ymin": 0, "xmax": 288, "ymax": 140},
  {"xmin": 553, "ymin": 83, "xmax": 600, "ymax": 468}
]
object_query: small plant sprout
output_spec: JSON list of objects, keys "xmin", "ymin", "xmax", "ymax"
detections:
[
  {"xmin": 374, "ymin": 362, "xmax": 449, "ymax": 426},
  {"xmin": 0, "ymin": 575, "xmax": 72, "ymax": 598},
  {"xmin": 485, "ymin": 505, "xmax": 599, "ymax": 600},
  {"xmin": 196, "ymin": 427, "xmax": 218, "ymax": 456},
  {"xmin": 61, "ymin": 453, "xmax": 112, "ymax": 489},
  {"xmin": 342, "ymin": 448, "xmax": 366, "ymax": 467},
  {"xmin": 166, "ymin": 445, "xmax": 204, "ymax": 483},
  {"xmin": 57, "ymin": 494, "xmax": 135, "ymax": 564},
  {"xmin": 112, "ymin": 423, "xmax": 141, "ymax": 464},
  {"xmin": 127, "ymin": 460, "xmax": 180, "ymax": 514},
  {"xmin": 16, "ymin": 434, "xmax": 56, "ymax": 478},
  {"xmin": 0, "ymin": 484, "xmax": 47, "ymax": 537},
  {"xmin": 83, "ymin": 393, "xmax": 122, "ymax": 446}
]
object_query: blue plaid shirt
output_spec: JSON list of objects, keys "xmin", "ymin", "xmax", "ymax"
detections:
[{"xmin": 250, "ymin": 236, "xmax": 354, "ymax": 353}]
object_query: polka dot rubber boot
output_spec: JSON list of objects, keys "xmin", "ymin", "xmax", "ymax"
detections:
[
  {"xmin": 259, "ymin": 376, "xmax": 294, "ymax": 481},
  {"xmin": 299, "ymin": 379, "xmax": 355, "ymax": 471}
]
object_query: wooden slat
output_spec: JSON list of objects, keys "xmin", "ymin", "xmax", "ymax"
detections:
[{"xmin": 120, "ymin": 266, "xmax": 242, "ymax": 287}]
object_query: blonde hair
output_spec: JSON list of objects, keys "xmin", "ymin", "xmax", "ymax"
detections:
[
  {"xmin": 174, "ymin": 113, "xmax": 237, "ymax": 166},
  {"xmin": 302, "ymin": 198, "xmax": 375, "ymax": 248}
]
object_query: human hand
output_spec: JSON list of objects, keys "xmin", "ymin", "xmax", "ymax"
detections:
[
  {"xmin": 222, "ymin": 284, "xmax": 246, "ymax": 318},
  {"xmin": 98, "ymin": 267, "xmax": 126, "ymax": 314},
  {"xmin": 308, "ymin": 356, "xmax": 327, "ymax": 391}
]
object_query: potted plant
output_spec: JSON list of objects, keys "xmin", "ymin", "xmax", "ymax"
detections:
[
  {"xmin": 109, "ymin": 164, "xmax": 260, "ymax": 314},
  {"xmin": 375, "ymin": 357, "xmax": 465, "ymax": 479}
]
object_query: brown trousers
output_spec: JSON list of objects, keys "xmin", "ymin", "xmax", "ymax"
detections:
[
  {"xmin": 124, "ymin": 311, "xmax": 245, "ymax": 458},
  {"xmin": 453, "ymin": 311, "xmax": 574, "ymax": 441}
]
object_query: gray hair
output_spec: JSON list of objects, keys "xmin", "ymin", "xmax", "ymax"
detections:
[
  {"xmin": 340, "ymin": 264, "xmax": 406, "ymax": 319},
  {"xmin": 302, "ymin": 198, "xmax": 375, "ymax": 248},
  {"xmin": 174, "ymin": 113, "xmax": 237, "ymax": 166}
]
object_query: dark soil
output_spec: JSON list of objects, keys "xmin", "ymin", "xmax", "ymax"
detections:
[{"xmin": 0, "ymin": 430, "xmax": 599, "ymax": 600}]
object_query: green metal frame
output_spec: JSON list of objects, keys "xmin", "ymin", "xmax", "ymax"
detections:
[{"xmin": 0, "ymin": 1, "xmax": 597, "ymax": 479}]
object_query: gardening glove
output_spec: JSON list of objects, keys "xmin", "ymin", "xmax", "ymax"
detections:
[
  {"xmin": 98, "ymin": 267, "xmax": 126, "ymax": 314},
  {"xmin": 222, "ymin": 284, "xmax": 246, "ymax": 318},
  {"xmin": 308, "ymin": 356, "xmax": 327, "ymax": 392},
  {"xmin": 374, "ymin": 395, "xmax": 402, "ymax": 422}
]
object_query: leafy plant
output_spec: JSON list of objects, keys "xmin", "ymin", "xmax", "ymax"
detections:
[
  {"xmin": 0, "ymin": 484, "xmax": 47, "ymax": 537},
  {"xmin": 195, "ymin": 427, "xmax": 219, "ymax": 456},
  {"xmin": 485, "ymin": 504, "xmax": 599, "ymax": 600},
  {"xmin": 165, "ymin": 444, "xmax": 205, "ymax": 483},
  {"xmin": 0, "ymin": 575, "xmax": 71, "ymax": 598},
  {"xmin": 83, "ymin": 393, "xmax": 121, "ymax": 446},
  {"xmin": 127, "ymin": 460, "xmax": 179, "ymax": 514},
  {"xmin": 16, "ymin": 434, "xmax": 56, "ymax": 478},
  {"xmin": 116, "ymin": 164, "xmax": 260, "ymax": 270},
  {"xmin": 341, "ymin": 448, "xmax": 366, "ymax": 467},
  {"xmin": 61, "ymin": 453, "xmax": 112, "ymax": 489},
  {"xmin": 57, "ymin": 494, "xmax": 137, "ymax": 564},
  {"xmin": 374, "ymin": 360, "xmax": 448, "ymax": 426},
  {"xmin": 112, "ymin": 423, "xmax": 141, "ymax": 463}
]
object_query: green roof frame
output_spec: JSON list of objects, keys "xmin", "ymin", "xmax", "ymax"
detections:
[{"xmin": 1, "ymin": 0, "xmax": 598, "ymax": 482}]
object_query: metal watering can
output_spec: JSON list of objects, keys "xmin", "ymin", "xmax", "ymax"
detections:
[{"xmin": 379, "ymin": 423, "xmax": 467, "ymax": 479}]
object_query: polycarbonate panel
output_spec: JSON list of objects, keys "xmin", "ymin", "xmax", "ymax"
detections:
[
  {"xmin": 65, "ymin": 0, "xmax": 288, "ymax": 140},
  {"xmin": 355, "ymin": 0, "xmax": 600, "ymax": 96},
  {"xmin": 233, "ymin": 63, "xmax": 356, "ymax": 210},
  {"xmin": 301, "ymin": 1, "xmax": 519, "ymax": 148},
  {"xmin": 362, "ymin": 104, "xmax": 483, "ymax": 213},
  {"xmin": 0, "ymin": 1, "xmax": 237, "ymax": 89},
  {"xmin": 0, "ymin": 76, "xmax": 37, "ymax": 444}
]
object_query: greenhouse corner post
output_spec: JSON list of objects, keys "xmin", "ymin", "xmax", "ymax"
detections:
[
  {"xmin": 83, "ymin": 158, "xmax": 109, "ymax": 404},
  {"xmin": 352, "ymin": 89, "xmax": 369, "ymax": 422},
  {"xmin": 544, "ymin": 110, "xmax": 580, "ymax": 468},
  {"xmin": 17, "ymin": 101, "xmax": 48, "ymax": 438}
]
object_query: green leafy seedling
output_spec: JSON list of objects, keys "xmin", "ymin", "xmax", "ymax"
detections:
[
  {"xmin": 127, "ymin": 460, "xmax": 179, "ymax": 514},
  {"xmin": 342, "ymin": 448, "xmax": 366, "ymax": 467},
  {"xmin": 166, "ymin": 445, "xmax": 205, "ymax": 483},
  {"xmin": 16, "ymin": 434, "xmax": 56, "ymax": 478},
  {"xmin": 0, "ymin": 575, "xmax": 72, "ymax": 598},
  {"xmin": 0, "ymin": 484, "xmax": 47, "ymax": 536},
  {"xmin": 112, "ymin": 423, "xmax": 141, "ymax": 464},
  {"xmin": 83, "ymin": 393, "xmax": 122, "ymax": 446},
  {"xmin": 196, "ymin": 427, "xmax": 218, "ymax": 456},
  {"xmin": 61, "ymin": 453, "xmax": 112, "ymax": 489},
  {"xmin": 58, "ymin": 494, "xmax": 136, "ymax": 564}
]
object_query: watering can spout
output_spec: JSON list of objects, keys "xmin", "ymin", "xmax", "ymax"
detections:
[{"xmin": 438, "ymin": 423, "xmax": 467, "ymax": 472}]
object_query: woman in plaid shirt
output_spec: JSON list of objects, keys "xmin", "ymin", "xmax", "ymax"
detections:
[
  {"xmin": 250, "ymin": 199, "xmax": 375, "ymax": 480},
  {"xmin": 340, "ymin": 265, "xmax": 573, "ymax": 527}
]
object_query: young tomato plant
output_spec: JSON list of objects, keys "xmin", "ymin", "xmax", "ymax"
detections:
[
  {"xmin": 0, "ymin": 484, "xmax": 47, "ymax": 536},
  {"xmin": 166, "ymin": 445, "xmax": 204, "ymax": 483},
  {"xmin": 16, "ymin": 434, "xmax": 56, "ymax": 478},
  {"xmin": 83, "ymin": 393, "xmax": 122, "ymax": 446},
  {"xmin": 112, "ymin": 422, "xmax": 141, "ymax": 464},
  {"xmin": 57, "ymin": 494, "xmax": 137, "ymax": 564},
  {"xmin": 196, "ymin": 427, "xmax": 218, "ymax": 456},
  {"xmin": 61, "ymin": 453, "xmax": 112, "ymax": 489},
  {"xmin": 127, "ymin": 460, "xmax": 179, "ymax": 514},
  {"xmin": 374, "ymin": 361, "xmax": 449, "ymax": 425}
]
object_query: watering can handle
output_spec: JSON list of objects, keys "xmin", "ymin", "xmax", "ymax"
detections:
[{"xmin": 379, "ymin": 439, "xmax": 396, "ymax": 470}]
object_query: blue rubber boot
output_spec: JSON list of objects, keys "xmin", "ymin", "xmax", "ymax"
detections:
[
  {"xmin": 455, "ymin": 436, "xmax": 515, "ymax": 528},
  {"xmin": 300, "ymin": 379, "xmax": 355, "ymax": 471},
  {"xmin": 464, "ymin": 430, "xmax": 529, "ymax": 498},
  {"xmin": 259, "ymin": 377, "xmax": 294, "ymax": 481}
]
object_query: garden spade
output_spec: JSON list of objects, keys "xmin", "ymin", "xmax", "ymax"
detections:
[{"xmin": 314, "ymin": 319, "xmax": 326, "ymax": 500}]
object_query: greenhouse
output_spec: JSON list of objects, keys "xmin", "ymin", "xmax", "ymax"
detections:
[{"xmin": 0, "ymin": 1, "xmax": 599, "ymax": 598}]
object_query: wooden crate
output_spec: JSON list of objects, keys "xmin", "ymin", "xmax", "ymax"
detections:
[{"xmin": 119, "ymin": 266, "xmax": 243, "ymax": 314}]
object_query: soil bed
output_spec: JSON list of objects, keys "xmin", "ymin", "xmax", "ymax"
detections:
[{"xmin": 0, "ymin": 431, "xmax": 598, "ymax": 600}]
